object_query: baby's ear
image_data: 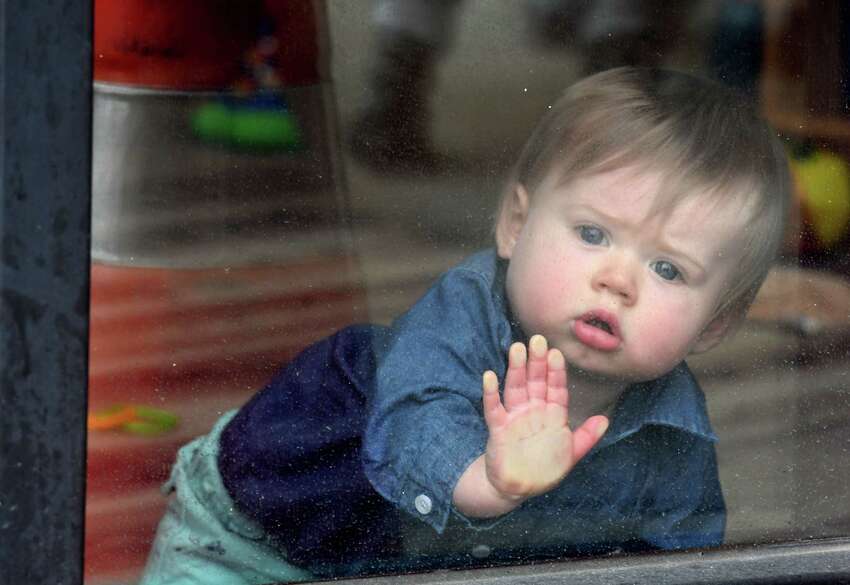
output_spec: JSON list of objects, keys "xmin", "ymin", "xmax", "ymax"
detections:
[
  {"xmin": 691, "ymin": 312, "xmax": 735, "ymax": 354},
  {"xmin": 496, "ymin": 184, "xmax": 530, "ymax": 259}
]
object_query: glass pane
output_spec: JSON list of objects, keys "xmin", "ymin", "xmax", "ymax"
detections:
[{"xmin": 85, "ymin": 1, "xmax": 850, "ymax": 584}]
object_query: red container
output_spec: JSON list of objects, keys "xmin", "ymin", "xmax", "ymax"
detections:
[{"xmin": 94, "ymin": 0, "xmax": 320, "ymax": 89}]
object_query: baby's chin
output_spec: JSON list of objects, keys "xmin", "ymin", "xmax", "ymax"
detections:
[
  {"xmin": 567, "ymin": 360, "xmax": 666, "ymax": 387},
  {"xmin": 567, "ymin": 363, "xmax": 633, "ymax": 386}
]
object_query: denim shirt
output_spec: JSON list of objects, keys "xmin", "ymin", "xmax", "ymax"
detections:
[
  {"xmin": 362, "ymin": 249, "xmax": 725, "ymax": 554},
  {"xmin": 220, "ymin": 250, "xmax": 724, "ymax": 577}
]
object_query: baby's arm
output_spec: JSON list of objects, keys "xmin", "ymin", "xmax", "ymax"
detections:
[{"xmin": 453, "ymin": 335, "xmax": 609, "ymax": 518}]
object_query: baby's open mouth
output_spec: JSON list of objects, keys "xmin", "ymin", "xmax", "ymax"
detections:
[
  {"xmin": 574, "ymin": 310, "xmax": 621, "ymax": 351},
  {"xmin": 585, "ymin": 317, "xmax": 613, "ymax": 335}
]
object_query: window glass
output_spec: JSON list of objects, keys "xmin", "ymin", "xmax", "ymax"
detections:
[{"xmin": 85, "ymin": 1, "xmax": 850, "ymax": 583}]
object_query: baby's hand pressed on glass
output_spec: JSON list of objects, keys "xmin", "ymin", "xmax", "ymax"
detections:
[
  {"xmin": 484, "ymin": 334, "xmax": 608, "ymax": 497},
  {"xmin": 453, "ymin": 335, "xmax": 608, "ymax": 518}
]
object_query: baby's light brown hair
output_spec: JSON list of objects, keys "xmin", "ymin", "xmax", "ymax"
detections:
[{"xmin": 498, "ymin": 67, "xmax": 791, "ymax": 324}]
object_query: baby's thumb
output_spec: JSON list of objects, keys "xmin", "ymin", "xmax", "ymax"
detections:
[
  {"xmin": 571, "ymin": 415, "xmax": 609, "ymax": 462},
  {"xmin": 482, "ymin": 370, "xmax": 507, "ymax": 429}
]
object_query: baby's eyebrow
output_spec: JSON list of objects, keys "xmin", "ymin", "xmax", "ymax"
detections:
[
  {"xmin": 655, "ymin": 241, "xmax": 706, "ymax": 274},
  {"xmin": 570, "ymin": 203, "xmax": 629, "ymax": 228}
]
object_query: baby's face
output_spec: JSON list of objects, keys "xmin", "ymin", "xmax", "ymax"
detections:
[{"xmin": 499, "ymin": 166, "xmax": 752, "ymax": 383}]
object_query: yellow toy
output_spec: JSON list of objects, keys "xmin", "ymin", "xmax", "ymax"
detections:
[{"xmin": 790, "ymin": 148, "xmax": 850, "ymax": 251}]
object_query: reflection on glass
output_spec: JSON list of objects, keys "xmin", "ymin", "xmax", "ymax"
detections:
[{"xmin": 86, "ymin": 2, "xmax": 850, "ymax": 584}]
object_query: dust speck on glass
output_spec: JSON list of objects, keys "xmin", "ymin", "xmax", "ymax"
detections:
[{"xmin": 86, "ymin": 1, "xmax": 850, "ymax": 584}]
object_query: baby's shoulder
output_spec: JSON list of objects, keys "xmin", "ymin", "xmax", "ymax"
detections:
[
  {"xmin": 383, "ymin": 250, "xmax": 512, "ymax": 368},
  {"xmin": 440, "ymin": 249, "xmax": 501, "ymax": 285}
]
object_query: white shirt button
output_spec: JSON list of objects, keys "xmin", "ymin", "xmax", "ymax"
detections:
[
  {"xmin": 414, "ymin": 494, "xmax": 432, "ymax": 515},
  {"xmin": 471, "ymin": 544, "xmax": 491, "ymax": 558}
]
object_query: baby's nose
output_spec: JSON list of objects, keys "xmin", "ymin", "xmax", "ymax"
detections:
[{"xmin": 592, "ymin": 262, "xmax": 637, "ymax": 305}]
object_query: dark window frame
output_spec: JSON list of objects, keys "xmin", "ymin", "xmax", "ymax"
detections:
[
  {"xmin": 1, "ymin": 1, "xmax": 92, "ymax": 583},
  {"xmin": 2, "ymin": 1, "xmax": 849, "ymax": 583}
]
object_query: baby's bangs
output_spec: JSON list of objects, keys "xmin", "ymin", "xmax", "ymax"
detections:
[{"xmin": 583, "ymin": 106, "xmax": 777, "ymax": 220}]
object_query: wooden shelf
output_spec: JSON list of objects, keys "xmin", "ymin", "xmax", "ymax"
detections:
[
  {"xmin": 763, "ymin": 106, "xmax": 850, "ymax": 142},
  {"xmin": 760, "ymin": 0, "xmax": 850, "ymax": 143}
]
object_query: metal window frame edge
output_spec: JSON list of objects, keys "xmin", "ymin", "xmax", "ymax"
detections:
[{"xmin": 316, "ymin": 538, "xmax": 850, "ymax": 585}]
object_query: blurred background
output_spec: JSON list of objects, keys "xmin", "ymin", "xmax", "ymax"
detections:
[{"xmin": 85, "ymin": 1, "xmax": 850, "ymax": 583}]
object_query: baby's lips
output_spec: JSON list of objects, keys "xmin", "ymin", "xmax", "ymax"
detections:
[
  {"xmin": 579, "ymin": 309, "xmax": 621, "ymax": 339},
  {"xmin": 573, "ymin": 312, "xmax": 621, "ymax": 352}
]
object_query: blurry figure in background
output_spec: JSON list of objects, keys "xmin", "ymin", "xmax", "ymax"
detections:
[
  {"xmin": 530, "ymin": 0, "xmax": 692, "ymax": 73},
  {"xmin": 348, "ymin": 0, "xmax": 696, "ymax": 173},
  {"xmin": 707, "ymin": 0, "xmax": 763, "ymax": 97},
  {"xmin": 348, "ymin": 0, "xmax": 462, "ymax": 172}
]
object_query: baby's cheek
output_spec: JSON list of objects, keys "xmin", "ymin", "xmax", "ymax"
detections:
[
  {"xmin": 526, "ymin": 282, "xmax": 574, "ymax": 327},
  {"xmin": 528, "ymin": 287, "xmax": 562, "ymax": 315},
  {"xmin": 631, "ymin": 314, "xmax": 693, "ymax": 373},
  {"xmin": 516, "ymin": 279, "xmax": 564, "ymax": 318},
  {"xmin": 509, "ymin": 253, "xmax": 576, "ymax": 333}
]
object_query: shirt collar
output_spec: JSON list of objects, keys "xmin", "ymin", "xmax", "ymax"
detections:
[{"xmin": 596, "ymin": 362, "xmax": 718, "ymax": 450}]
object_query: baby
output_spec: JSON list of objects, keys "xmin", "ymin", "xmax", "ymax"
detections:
[{"xmin": 141, "ymin": 67, "xmax": 790, "ymax": 584}]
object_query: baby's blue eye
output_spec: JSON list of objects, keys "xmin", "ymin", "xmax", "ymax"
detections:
[
  {"xmin": 652, "ymin": 260, "xmax": 682, "ymax": 281},
  {"xmin": 578, "ymin": 225, "xmax": 606, "ymax": 245}
]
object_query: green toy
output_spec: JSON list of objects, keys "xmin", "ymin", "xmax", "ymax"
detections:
[{"xmin": 193, "ymin": 96, "xmax": 303, "ymax": 152}]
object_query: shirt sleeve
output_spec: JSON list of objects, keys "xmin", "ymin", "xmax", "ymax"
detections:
[
  {"xmin": 362, "ymin": 263, "xmax": 513, "ymax": 534},
  {"xmin": 638, "ymin": 427, "xmax": 726, "ymax": 550}
]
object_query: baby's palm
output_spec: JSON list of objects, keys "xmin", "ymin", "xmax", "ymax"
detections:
[{"xmin": 483, "ymin": 335, "xmax": 608, "ymax": 498}]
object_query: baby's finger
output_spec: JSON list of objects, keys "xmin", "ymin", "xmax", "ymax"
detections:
[
  {"xmin": 542, "ymin": 349, "xmax": 568, "ymax": 428},
  {"xmin": 503, "ymin": 342, "xmax": 528, "ymax": 411},
  {"xmin": 526, "ymin": 335, "xmax": 549, "ymax": 402},
  {"xmin": 546, "ymin": 348, "xmax": 568, "ymax": 408},
  {"xmin": 482, "ymin": 370, "xmax": 507, "ymax": 429},
  {"xmin": 571, "ymin": 415, "xmax": 609, "ymax": 462}
]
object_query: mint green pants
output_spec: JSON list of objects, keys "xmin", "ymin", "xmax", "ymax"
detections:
[{"xmin": 139, "ymin": 411, "xmax": 314, "ymax": 585}]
